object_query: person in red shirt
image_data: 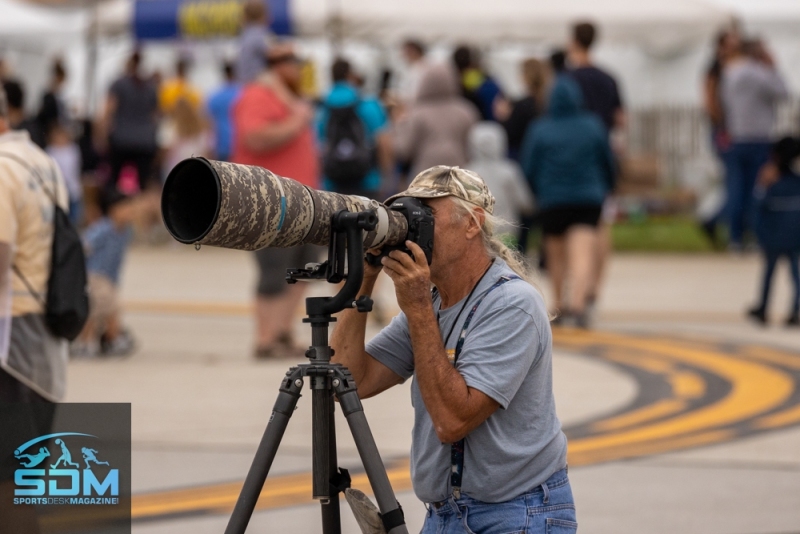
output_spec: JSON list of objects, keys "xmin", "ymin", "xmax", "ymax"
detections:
[{"xmin": 231, "ymin": 43, "xmax": 322, "ymax": 359}]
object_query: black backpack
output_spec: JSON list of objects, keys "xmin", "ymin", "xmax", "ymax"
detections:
[
  {"xmin": 0, "ymin": 152, "xmax": 89, "ymax": 341},
  {"xmin": 322, "ymin": 103, "xmax": 373, "ymax": 189}
]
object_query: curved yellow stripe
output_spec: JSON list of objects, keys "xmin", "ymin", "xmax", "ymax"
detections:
[
  {"xmin": 129, "ymin": 332, "xmax": 798, "ymax": 522},
  {"xmin": 742, "ymin": 345, "xmax": 800, "ymax": 370},
  {"xmin": 579, "ymin": 346, "xmax": 706, "ymax": 433},
  {"xmin": 753, "ymin": 405, "xmax": 800, "ymax": 430},
  {"xmin": 590, "ymin": 399, "xmax": 688, "ymax": 433},
  {"xmin": 601, "ymin": 350, "xmax": 675, "ymax": 374},
  {"xmin": 132, "ymin": 461, "xmax": 412, "ymax": 518},
  {"xmin": 669, "ymin": 371, "xmax": 706, "ymax": 399},
  {"xmin": 563, "ymin": 332, "xmax": 793, "ymax": 454},
  {"xmin": 568, "ymin": 429, "xmax": 736, "ymax": 466}
]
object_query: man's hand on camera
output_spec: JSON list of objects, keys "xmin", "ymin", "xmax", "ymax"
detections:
[
  {"xmin": 364, "ymin": 249, "xmax": 384, "ymax": 280},
  {"xmin": 381, "ymin": 241, "xmax": 432, "ymax": 314}
]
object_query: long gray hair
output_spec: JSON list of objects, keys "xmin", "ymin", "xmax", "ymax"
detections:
[{"xmin": 449, "ymin": 196, "xmax": 541, "ymax": 291}]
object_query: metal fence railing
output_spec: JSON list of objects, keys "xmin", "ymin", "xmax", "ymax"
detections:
[{"xmin": 626, "ymin": 100, "xmax": 800, "ymax": 189}]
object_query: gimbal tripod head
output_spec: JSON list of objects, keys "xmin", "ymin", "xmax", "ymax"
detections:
[{"xmin": 286, "ymin": 210, "xmax": 378, "ymax": 361}]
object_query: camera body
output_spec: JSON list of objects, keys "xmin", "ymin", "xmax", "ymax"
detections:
[{"xmin": 368, "ymin": 197, "xmax": 435, "ymax": 266}]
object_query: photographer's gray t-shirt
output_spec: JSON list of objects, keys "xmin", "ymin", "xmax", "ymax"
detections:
[{"xmin": 366, "ymin": 259, "xmax": 567, "ymax": 504}]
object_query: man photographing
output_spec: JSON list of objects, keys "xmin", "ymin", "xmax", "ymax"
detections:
[{"xmin": 331, "ymin": 166, "xmax": 575, "ymax": 532}]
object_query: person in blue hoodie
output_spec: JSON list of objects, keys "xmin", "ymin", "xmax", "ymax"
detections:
[
  {"xmin": 520, "ymin": 75, "xmax": 615, "ymax": 327},
  {"xmin": 748, "ymin": 136, "xmax": 800, "ymax": 326}
]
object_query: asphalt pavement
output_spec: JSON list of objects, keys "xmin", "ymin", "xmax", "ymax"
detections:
[{"xmin": 62, "ymin": 245, "xmax": 800, "ymax": 534}]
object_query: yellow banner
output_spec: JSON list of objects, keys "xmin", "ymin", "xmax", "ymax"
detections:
[{"xmin": 178, "ymin": 0, "xmax": 242, "ymax": 39}]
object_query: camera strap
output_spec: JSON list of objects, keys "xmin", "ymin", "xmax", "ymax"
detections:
[{"xmin": 448, "ymin": 273, "xmax": 519, "ymax": 499}]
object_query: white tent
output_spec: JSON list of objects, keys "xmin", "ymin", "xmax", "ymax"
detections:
[
  {"xmin": 0, "ymin": 0, "xmax": 87, "ymax": 42},
  {"xmin": 286, "ymin": 0, "xmax": 735, "ymax": 107},
  {"xmin": 292, "ymin": 0, "xmax": 732, "ymax": 57},
  {"xmin": 8, "ymin": 0, "xmax": 800, "ymax": 111},
  {"xmin": 0, "ymin": 0, "xmax": 91, "ymax": 114}
]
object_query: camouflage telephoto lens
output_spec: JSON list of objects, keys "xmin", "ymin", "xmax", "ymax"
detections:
[{"xmin": 161, "ymin": 158, "xmax": 408, "ymax": 251}]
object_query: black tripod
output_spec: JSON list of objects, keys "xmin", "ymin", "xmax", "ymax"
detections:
[{"xmin": 224, "ymin": 211, "xmax": 408, "ymax": 534}]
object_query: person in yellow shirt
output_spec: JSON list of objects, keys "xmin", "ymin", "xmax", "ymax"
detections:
[
  {"xmin": 0, "ymin": 85, "xmax": 69, "ymax": 403},
  {"xmin": 159, "ymin": 57, "xmax": 202, "ymax": 114}
]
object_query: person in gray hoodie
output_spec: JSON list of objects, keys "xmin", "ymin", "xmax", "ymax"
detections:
[
  {"xmin": 721, "ymin": 38, "xmax": 788, "ymax": 250},
  {"xmin": 393, "ymin": 63, "xmax": 479, "ymax": 179},
  {"xmin": 466, "ymin": 121, "xmax": 534, "ymax": 244}
]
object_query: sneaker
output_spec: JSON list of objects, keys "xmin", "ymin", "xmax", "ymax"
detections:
[
  {"xmin": 584, "ymin": 295, "xmax": 598, "ymax": 322},
  {"xmin": 101, "ymin": 331, "xmax": 136, "ymax": 357},
  {"xmin": 700, "ymin": 220, "xmax": 716, "ymax": 243},
  {"xmin": 70, "ymin": 341, "xmax": 99, "ymax": 359},
  {"xmin": 254, "ymin": 333, "xmax": 306, "ymax": 360},
  {"xmin": 786, "ymin": 312, "xmax": 800, "ymax": 327},
  {"xmin": 254, "ymin": 344, "xmax": 306, "ymax": 360},
  {"xmin": 746, "ymin": 307, "xmax": 767, "ymax": 326},
  {"xmin": 254, "ymin": 346, "xmax": 277, "ymax": 360},
  {"xmin": 574, "ymin": 311, "xmax": 591, "ymax": 330},
  {"xmin": 275, "ymin": 331, "xmax": 294, "ymax": 347}
]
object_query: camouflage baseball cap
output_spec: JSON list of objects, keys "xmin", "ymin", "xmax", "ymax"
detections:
[{"xmin": 384, "ymin": 166, "xmax": 495, "ymax": 214}]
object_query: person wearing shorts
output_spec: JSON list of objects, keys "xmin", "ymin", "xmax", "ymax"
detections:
[
  {"xmin": 230, "ymin": 43, "xmax": 321, "ymax": 358},
  {"xmin": 521, "ymin": 76, "xmax": 615, "ymax": 326},
  {"xmin": 253, "ymin": 245, "xmax": 322, "ymax": 358}
]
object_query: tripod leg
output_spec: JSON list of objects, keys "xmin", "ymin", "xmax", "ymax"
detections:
[
  {"xmin": 334, "ymin": 372, "xmax": 409, "ymax": 534},
  {"xmin": 316, "ymin": 388, "xmax": 341, "ymax": 534},
  {"xmin": 224, "ymin": 369, "xmax": 304, "ymax": 534}
]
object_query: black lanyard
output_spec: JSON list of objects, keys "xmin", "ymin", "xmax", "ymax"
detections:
[
  {"xmin": 436, "ymin": 260, "xmax": 493, "ymax": 351},
  {"xmin": 448, "ymin": 273, "xmax": 519, "ymax": 498}
]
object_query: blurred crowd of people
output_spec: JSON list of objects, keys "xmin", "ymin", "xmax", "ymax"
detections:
[
  {"xmin": 1, "ymin": 12, "xmax": 629, "ymax": 361},
  {"xmin": 702, "ymin": 28, "xmax": 799, "ymax": 326},
  {"xmin": 232, "ymin": 18, "xmax": 627, "ymax": 353},
  {"xmin": 3, "ymin": 3, "xmax": 796, "ymax": 372}
]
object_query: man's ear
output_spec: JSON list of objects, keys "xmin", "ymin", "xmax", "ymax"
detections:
[{"xmin": 465, "ymin": 208, "xmax": 485, "ymax": 240}]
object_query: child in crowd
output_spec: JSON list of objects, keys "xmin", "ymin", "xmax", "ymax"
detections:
[
  {"xmin": 46, "ymin": 122, "xmax": 83, "ymax": 226},
  {"xmin": 161, "ymin": 97, "xmax": 210, "ymax": 180},
  {"xmin": 466, "ymin": 121, "xmax": 534, "ymax": 246},
  {"xmin": 72, "ymin": 191, "xmax": 137, "ymax": 357},
  {"xmin": 748, "ymin": 136, "xmax": 800, "ymax": 326}
]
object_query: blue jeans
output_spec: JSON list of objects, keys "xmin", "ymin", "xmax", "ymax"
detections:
[
  {"xmin": 421, "ymin": 468, "xmax": 576, "ymax": 534},
  {"xmin": 724, "ymin": 142, "xmax": 771, "ymax": 246}
]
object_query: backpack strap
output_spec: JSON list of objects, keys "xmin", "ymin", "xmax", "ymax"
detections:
[
  {"xmin": 10, "ymin": 264, "xmax": 46, "ymax": 308},
  {"xmin": 0, "ymin": 151, "xmax": 59, "ymax": 308},
  {"xmin": 0, "ymin": 151, "xmax": 59, "ymax": 205},
  {"xmin": 449, "ymin": 274, "xmax": 520, "ymax": 499}
]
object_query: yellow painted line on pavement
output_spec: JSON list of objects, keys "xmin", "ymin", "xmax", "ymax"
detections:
[
  {"xmin": 555, "ymin": 330, "xmax": 794, "ymax": 454},
  {"xmin": 753, "ymin": 406, "xmax": 800, "ymax": 430},
  {"xmin": 129, "ymin": 329, "xmax": 800, "ymax": 522},
  {"xmin": 126, "ymin": 300, "xmax": 252, "ymax": 317},
  {"xmin": 601, "ymin": 350, "xmax": 675, "ymax": 374},
  {"xmin": 741, "ymin": 345, "xmax": 800, "ymax": 370},
  {"xmin": 568, "ymin": 428, "xmax": 736, "ymax": 466},
  {"xmin": 585, "ymin": 345, "xmax": 707, "ymax": 433},
  {"xmin": 124, "ymin": 299, "xmax": 747, "ymax": 324},
  {"xmin": 589, "ymin": 399, "xmax": 688, "ymax": 433},
  {"xmin": 669, "ymin": 371, "xmax": 706, "ymax": 399},
  {"xmin": 587, "ymin": 360, "xmax": 705, "ymax": 433},
  {"xmin": 132, "ymin": 460, "xmax": 412, "ymax": 518}
]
